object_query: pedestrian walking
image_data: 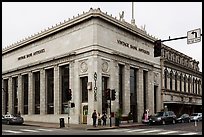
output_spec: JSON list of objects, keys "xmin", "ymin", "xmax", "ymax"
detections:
[
  {"xmin": 102, "ymin": 112, "xmax": 107, "ymax": 126},
  {"xmin": 98, "ymin": 113, "xmax": 102, "ymax": 126},
  {"xmin": 92, "ymin": 110, "xmax": 97, "ymax": 127}
]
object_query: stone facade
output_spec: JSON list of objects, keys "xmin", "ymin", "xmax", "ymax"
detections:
[{"xmin": 2, "ymin": 8, "xmax": 201, "ymax": 125}]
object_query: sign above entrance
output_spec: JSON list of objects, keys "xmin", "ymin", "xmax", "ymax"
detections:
[
  {"xmin": 18, "ymin": 49, "xmax": 45, "ymax": 60},
  {"xmin": 116, "ymin": 39, "xmax": 150, "ymax": 55}
]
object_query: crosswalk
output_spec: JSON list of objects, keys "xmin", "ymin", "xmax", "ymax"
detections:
[
  {"xmin": 105, "ymin": 128, "xmax": 199, "ymax": 135},
  {"xmin": 2, "ymin": 128, "xmax": 55, "ymax": 134},
  {"xmin": 2, "ymin": 127, "xmax": 200, "ymax": 135}
]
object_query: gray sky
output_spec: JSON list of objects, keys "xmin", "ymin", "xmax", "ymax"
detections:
[{"xmin": 2, "ymin": 2, "xmax": 202, "ymax": 71}]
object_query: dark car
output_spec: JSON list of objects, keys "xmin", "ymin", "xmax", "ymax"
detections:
[
  {"xmin": 2, "ymin": 114, "xmax": 24, "ymax": 125},
  {"xmin": 149, "ymin": 111, "xmax": 177, "ymax": 125},
  {"xmin": 176, "ymin": 113, "xmax": 191, "ymax": 123}
]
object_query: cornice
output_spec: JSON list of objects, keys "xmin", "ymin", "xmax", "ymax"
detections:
[{"xmin": 2, "ymin": 8, "xmax": 158, "ymax": 55}]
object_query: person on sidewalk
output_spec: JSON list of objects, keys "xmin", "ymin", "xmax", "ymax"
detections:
[
  {"xmin": 102, "ymin": 112, "xmax": 107, "ymax": 126},
  {"xmin": 98, "ymin": 113, "xmax": 102, "ymax": 126},
  {"xmin": 92, "ymin": 110, "xmax": 97, "ymax": 127}
]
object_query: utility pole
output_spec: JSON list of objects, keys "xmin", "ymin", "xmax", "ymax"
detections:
[
  {"xmin": 68, "ymin": 101, "xmax": 70, "ymax": 127},
  {"xmin": 109, "ymin": 98, "xmax": 112, "ymax": 127},
  {"xmin": 131, "ymin": 2, "xmax": 135, "ymax": 25}
]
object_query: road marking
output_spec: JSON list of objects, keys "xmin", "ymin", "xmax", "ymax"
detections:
[
  {"xmin": 179, "ymin": 132, "xmax": 198, "ymax": 135},
  {"xmin": 140, "ymin": 129, "xmax": 162, "ymax": 133},
  {"xmin": 108, "ymin": 129, "xmax": 130, "ymax": 132},
  {"xmin": 37, "ymin": 128, "xmax": 53, "ymax": 131},
  {"xmin": 3, "ymin": 130, "xmax": 23, "ymax": 134},
  {"xmin": 158, "ymin": 131, "xmax": 179, "ymax": 134},
  {"xmin": 20, "ymin": 129, "xmax": 40, "ymax": 132},
  {"xmin": 126, "ymin": 129, "xmax": 147, "ymax": 132}
]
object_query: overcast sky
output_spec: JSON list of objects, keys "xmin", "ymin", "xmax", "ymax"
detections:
[{"xmin": 2, "ymin": 2, "xmax": 202, "ymax": 71}]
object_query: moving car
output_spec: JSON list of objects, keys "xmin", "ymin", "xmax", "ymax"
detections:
[
  {"xmin": 176, "ymin": 113, "xmax": 191, "ymax": 123},
  {"xmin": 149, "ymin": 111, "xmax": 177, "ymax": 125},
  {"xmin": 2, "ymin": 114, "xmax": 24, "ymax": 125},
  {"xmin": 190, "ymin": 113, "xmax": 202, "ymax": 122}
]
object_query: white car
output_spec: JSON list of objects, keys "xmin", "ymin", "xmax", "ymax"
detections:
[{"xmin": 190, "ymin": 113, "xmax": 202, "ymax": 121}]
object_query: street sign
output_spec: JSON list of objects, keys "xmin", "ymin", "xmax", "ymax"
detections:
[{"xmin": 187, "ymin": 28, "xmax": 201, "ymax": 44}]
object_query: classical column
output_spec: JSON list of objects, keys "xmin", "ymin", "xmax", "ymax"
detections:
[
  {"xmin": 137, "ymin": 68, "xmax": 144, "ymax": 122},
  {"xmin": 110, "ymin": 60, "xmax": 119, "ymax": 113},
  {"xmin": 17, "ymin": 75, "xmax": 23, "ymax": 115},
  {"xmin": 54, "ymin": 65, "xmax": 60, "ymax": 114},
  {"xmin": 2, "ymin": 79, "xmax": 5, "ymax": 115},
  {"xmin": 28, "ymin": 72, "xmax": 34, "ymax": 115},
  {"xmin": 123, "ymin": 64, "xmax": 130, "ymax": 115},
  {"xmin": 8, "ymin": 77, "xmax": 14, "ymax": 114},
  {"xmin": 40, "ymin": 69, "xmax": 46, "ymax": 115},
  {"xmin": 146, "ymin": 70, "xmax": 154, "ymax": 115}
]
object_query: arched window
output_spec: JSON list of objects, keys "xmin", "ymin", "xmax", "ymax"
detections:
[
  {"xmin": 180, "ymin": 73, "xmax": 182, "ymax": 92},
  {"xmin": 164, "ymin": 68, "xmax": 168, "ymax": 89},
  {"xmin": 195, "ymin": 79, "xmax": 198, "ymax": 94},
  {"xmin": 184, "ymin": 75, "xmax": 187, "ymax": 93},
  {"xmin": 188, "ymin": 76, "xmax": 191, "ymax": 94},
  {"xmin": 175, "ymin": 72, "xmax": 178, "ymax": 91},
  {"xmin": 192, "ymin": 78, "xmax": 195, "ymax": 94},
  {"xmin": 170, "ymin": 70, "xmax": 173, "ymax": 91}
]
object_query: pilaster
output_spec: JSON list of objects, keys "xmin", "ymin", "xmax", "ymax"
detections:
[
  {"xmin": 137, "ymin": 68, "xmax": 143, "ymax": 122},
  {"xmin": 40, "ymin": 69, "xmax": 46, "ymax": 115},
  {"xmin": 8, "ymin": 77, "xmax": 14, "ymax": 114},
  {"xmin": 123, "ymin": 64, "xmax": 130, "ymax": 115},
  {"xmin": 28, "ymin": 72, "xmax": 34, "ymax": 115},
  {"xmin": 54, "ymin": 65, "xmax": 60, "ymax": 114},
  {"xmin": 17, "ymin": 75, "xmax": 23, "ymax": 114}
]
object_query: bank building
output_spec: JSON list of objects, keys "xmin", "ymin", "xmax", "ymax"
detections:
[{"xmin": 2, "ymin": 8, "xmax": 202, "ymax": 125}]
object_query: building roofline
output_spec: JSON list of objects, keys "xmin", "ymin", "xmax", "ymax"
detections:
[{"xmin": 2, "ymin": 8, "xmax": 158, "ymax": 55}]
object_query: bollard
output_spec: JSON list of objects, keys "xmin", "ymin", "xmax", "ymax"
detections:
[{"xmin": 194, "ymin": 120, "xmax": 197, "ymax": 127}]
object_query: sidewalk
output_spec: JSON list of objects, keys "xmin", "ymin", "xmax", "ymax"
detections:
[{"xmin": 23, "ymin": 121, "xmax": 147, "ymax": 130}]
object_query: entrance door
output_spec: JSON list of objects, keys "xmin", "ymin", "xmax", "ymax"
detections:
[{"xmin": 82, "ymin": 104, "xmax": 88, "ymax": 124}]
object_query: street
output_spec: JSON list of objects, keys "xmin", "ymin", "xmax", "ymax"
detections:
[{"xmin": 2, "ymin": 121, "xmax": 202, "ymax": 135}]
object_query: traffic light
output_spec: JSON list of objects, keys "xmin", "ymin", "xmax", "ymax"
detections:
[
  {"xmin": 111, "ymin": 89, "xmax": 116, "ymax": 100},
  {"xmin": 68, "ymin": 89, "xmax": 72, "ymax": 101},
  {"xmin": 154, "ymin": 40, "xmax": 162, "ymax": 57},
  {"xmin": 105, "ymin": 88, "xmax": 110, "ymax": 100}
]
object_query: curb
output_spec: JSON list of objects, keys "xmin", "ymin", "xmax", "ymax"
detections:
[
  {"xmin": 22, "ymin": 122, "xmax": 147, "ymax": 130},
  {"xmin": 86, "ymin": 124, "xmax": 147, "ymax": 130}
]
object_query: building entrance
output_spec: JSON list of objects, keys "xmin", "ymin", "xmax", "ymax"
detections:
[{"xmin": 82, "ymin": 103, "xmax": 88, "ymax": 124}]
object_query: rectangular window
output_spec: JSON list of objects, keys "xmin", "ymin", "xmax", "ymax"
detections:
[
  {"xmin": 60, "ymin": 65, "xmax": 69, "ymax": 114},
  {"xmin": 119, "ymin": 64, "xmax": 124, "ymax": 113},
  {"xmin": 46, "ymin": 68, "xmax": 54, "ymax": 114},
  {"xmin": 102, "ymin": 76, "xmax": 108, "ymax": 114},
  {"xmin": 12, "ymin": 77, "xmax": 18, "ymax": 114},
  {"xmin": 130, "ymin": 67, "xmax": 137, "ymax": 122},
  {"xmin": 81, "ymin": 77, "xmax": 88, "ymax": 103},
  {"xmin": 143, "ymin": 70, "xmax": 148, "ymax": 111},
  {"xmin": 22, "ymin": 74, "xmax": 28, "ymax": 114},
  {"xmin": 34, "ymin": 72, "xmax": 40, "ymax": 114}
]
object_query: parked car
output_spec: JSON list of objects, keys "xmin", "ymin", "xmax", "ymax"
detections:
[
  {"xmin": 176, "ymin": 113, "xmax": 191, "ymax": 123},
  {"xmin": 190, "ymin": 113, "xmax": 202, "ymax": 122},
  {"xmin": 2, "ymin": 114, "xmax": 24, "ymax": 125},
  {"xmin": 149, "ymin": 111, "xmax": 177, "ymax": 125}
]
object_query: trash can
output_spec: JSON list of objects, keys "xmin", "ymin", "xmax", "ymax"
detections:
[
  {"xmin": 115, "ymin": 118, "xmax": 120, "ymax": 126},
  {"xmin": 59, "ymin": 118, "xmax": 65, "ymax": 128}
]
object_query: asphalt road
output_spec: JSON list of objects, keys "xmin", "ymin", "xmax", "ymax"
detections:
[{"xmin": 2, "ymin": 121, "xmax": 202, "ymax": 135}]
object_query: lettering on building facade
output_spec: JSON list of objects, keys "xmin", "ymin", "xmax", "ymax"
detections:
[
  {"xmin": 18, "ymin": 49, "xmax": 45, "ymax": 60},
  {"xmin": 117, "ymin": 39, "xmax": 150, "ymax": 55}
]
